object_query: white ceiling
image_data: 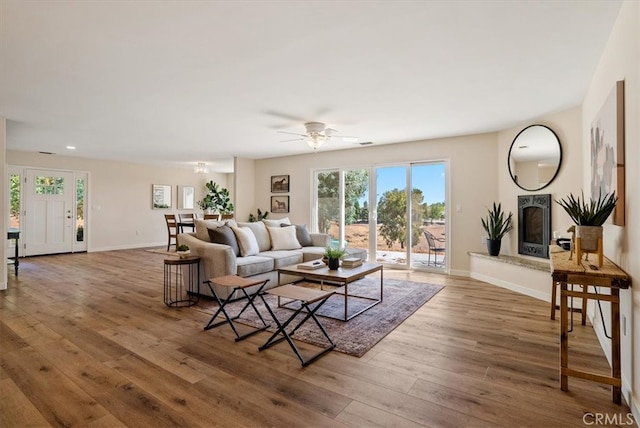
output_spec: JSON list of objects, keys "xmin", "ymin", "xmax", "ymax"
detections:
[{"xmin": 0, "ymin": 1, "xmax": 622, "ymax": 173}]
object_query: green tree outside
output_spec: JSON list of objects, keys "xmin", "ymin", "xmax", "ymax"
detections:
[{"xmin": 377, "ymin": 188, "xmax": 426, "ymax": 249}]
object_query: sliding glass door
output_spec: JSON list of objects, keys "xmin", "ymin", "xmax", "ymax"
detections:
[{"xmin": 314, "ymin": 161, "xmax": 447, "ymax": 271}]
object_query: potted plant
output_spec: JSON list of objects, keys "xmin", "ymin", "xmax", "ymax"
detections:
[
  {"xmin": 481, "ymin": 202, "xmax": 513, "ymax": 256},
  {"xmin": 555, "ymin": 191, "xmax": 617, "ymax": 257},
  {"xmin": 324, "ymin": 246, "xmax": 346, "ymax": 270},
  {"xmin": 248, "ymin": 208, "xmax": 269, "ymax": 222},
  {"xmin": 197, "ymin": 181, "xmax": 235, "ymax": 215},
  {"xmin": 176, "ymin": 244, "xmax": 191, "ymax": 258}
]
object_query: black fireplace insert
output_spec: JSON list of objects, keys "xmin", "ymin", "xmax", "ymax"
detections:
[{"xmin": 518, "ymin": 194, "xmax": 551, "ymax": 259}]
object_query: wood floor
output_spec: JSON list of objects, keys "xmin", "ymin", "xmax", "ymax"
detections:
[{"xmin": 0, "ymin": 249, "xmax": 634, "ymax": 427}]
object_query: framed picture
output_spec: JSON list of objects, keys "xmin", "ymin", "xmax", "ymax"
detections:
[
  {"xmin": 271, "ymin": 195, "xmax": 289, "ymax": 213},
  {"xmin": 177, "ymin": 185, "xmax": 195, "ymax": 209},
  {"xmin": 152, "ymin": 184, "xmax": 172, "ymax": 209},
  {"xmin": 271, "ymin": 175, "xmax": 289, "ymax": 193},
  {"xmin": 590, "ymin": 80, "xmax": 625, "ymax": 225}
]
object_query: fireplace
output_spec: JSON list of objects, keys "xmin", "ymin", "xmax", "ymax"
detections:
[{"xmin": 518, "ymin": 194, "xmax": 551, "ymax": 259}]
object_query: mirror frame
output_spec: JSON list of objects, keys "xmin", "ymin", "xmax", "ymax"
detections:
[{"xmin": 508, "ymin": 124, "xmax": 562, "ymax": 191}]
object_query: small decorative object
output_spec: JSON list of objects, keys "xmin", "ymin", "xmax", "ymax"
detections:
[
  {"xmin": 176, "ymin": 244, "xmax": 191, "ymax": 258},
  {"xmin": 481, "ymin": 202, "xmax": 513, "ymax": 256},
  {"xmin": 271, "ymin": 175, "xmax": 290, "ymax": 193},
  {"xmin": 323, "ymin": 246, "xmax": 346, "ymax": 270},
  {"xmin": 197, "ymin": 181, "xmax": 234, "ymax": 215},
  {"xmin": 271, "ymin": 195, "xmax": 289, "ymax": 213},
  {"xmin": 555, "ymin": 191, "xmax": 617, "ymax": 267},
  {"xmin": 248, "ymin": 208, "xmax": 269, "ymax": 222}
]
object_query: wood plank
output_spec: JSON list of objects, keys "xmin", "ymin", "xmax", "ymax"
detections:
[{"xmin": 0, "ymin": 249, "xmax": 632, "ymax": 428}]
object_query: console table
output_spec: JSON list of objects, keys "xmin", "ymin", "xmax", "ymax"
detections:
[{"xmin": 550, "ymin": 246, "xmax": 631, "ymax": 404}]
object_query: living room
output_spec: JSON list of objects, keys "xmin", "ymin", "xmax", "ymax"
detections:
[{"xmin": 1, "ymin": 1, "xmax": 638, "ymax": 425}]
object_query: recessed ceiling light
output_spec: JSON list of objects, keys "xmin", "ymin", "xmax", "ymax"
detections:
[{"xmin": 66, "ymin": 145, "xmax": 76, "ymax": 150}]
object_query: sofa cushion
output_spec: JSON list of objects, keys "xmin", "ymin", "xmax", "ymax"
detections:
[
  {"xmin": 263, "ymin": 217, "xmax": 290, "ymax": 227},
  {"xmin": 208, "ymin": 225, "xmax": 240, "ymax": 256},
  {"xmin": 231, "ymin": 226, "xmax": 260, "ymax": 257},
  {"xmin": 300, "ymin": 246, "xmax": 327, "ymax": 262},
  {"xmin": 267, "ymin": 226, "xmax": 301, "ymax": 251},
  {"xmin": 283, "ymin": 223, "xmax": 312, "ymax": 247},
  {"xmin": 259, "ymin": 250, "xmax": 303, "ymax": 269},
  {"xmin": 237, "ymin": 221, "xmax": 270, "ymax": 252},
  {"xmin": 195, "ymin": 219, "xmax": 226, "ymax": 242},
  {"xmin": 236, "ymin": 255, "xmax": 274, "ymax": 277}
]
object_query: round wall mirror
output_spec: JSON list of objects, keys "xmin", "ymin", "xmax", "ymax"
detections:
[{"xmin": 508, "ymin": 124, "xmax": 562, "ymax": 191}]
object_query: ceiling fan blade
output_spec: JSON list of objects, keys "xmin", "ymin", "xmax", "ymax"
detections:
[
  {"xmin": 280, "ymin": 137, "xmax": 304, "ymax": 143},
  {"xmin": 278, "ymin": 131, "xmax": 306, "ymax": 137}
]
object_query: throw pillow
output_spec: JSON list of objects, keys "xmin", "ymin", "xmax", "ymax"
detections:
[
  {"xmin": 237, "ymin": 221, "xmax": 270, "ymax": 252},
  {"xmin": 282, "ymin": 223, "xmax": 312, "ymax": 247},
  {"xmin": 208, "ymin": 225, "xmax": 240, "ymax": 256},
  {"xmin": 263, "ymin": 217, "xmax": 290, "ymax": 227},
  {"xmin": 195, "ymin": 219, "xmax": 225, "ymax": 242},
  {"xmin": 231, "ymin": 226, "xmax": 260, "ymax": 257},
  {"xmin": 268, "ymin": 226, "xmax": 301, "ymax": 251}
]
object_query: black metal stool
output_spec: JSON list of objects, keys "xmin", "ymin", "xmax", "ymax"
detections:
[
  {"xmin": 203, "ymin": 275, "xmax": 270, "ymax": 341},
  {"xmin": 258, "ymin": 284, "xmax": 336, "ymax": 367}
]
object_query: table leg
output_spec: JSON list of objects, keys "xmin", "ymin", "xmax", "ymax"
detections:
[
  {"xmin": 344, "ymin": 281, "xmax": 348, "ymax": 321},
  {"xmin": 550, "ymin": 280, "xmax": 557, "ymax": 320},
  {"xmin": 611, "ymin": 287, "xmax": 621, "ymax": 404},
  {"xmin": 560, "ymin": 281, "xmax": 569, "ymax": 391}
]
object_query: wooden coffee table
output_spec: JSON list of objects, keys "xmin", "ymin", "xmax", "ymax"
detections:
[{"xmin": 278, "ymin": 262, "xmax": 383, "ymax": 321}]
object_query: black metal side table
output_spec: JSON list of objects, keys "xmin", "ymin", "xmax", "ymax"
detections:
[{"xmin": 163, "ymin": 256, "xmax": 200, "ymax": 307}]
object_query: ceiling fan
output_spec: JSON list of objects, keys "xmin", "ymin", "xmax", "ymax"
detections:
[{"xmin": 279, "ymin": 122, "xmax": 358, "ymax": 150}]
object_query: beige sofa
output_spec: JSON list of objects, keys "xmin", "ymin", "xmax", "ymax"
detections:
[{"xmin": 178, "ymin": 218, "xmax": 366, "ymax": 299}]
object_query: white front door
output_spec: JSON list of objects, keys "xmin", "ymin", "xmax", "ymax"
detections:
[{"xmin": 24, "ymin": 169, "xmax": 75, "ymax": 256}]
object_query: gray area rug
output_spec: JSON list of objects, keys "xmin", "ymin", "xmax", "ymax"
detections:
[{"xmin": 200, "ymin": 278, "xmax": 443, "ymax": 357}]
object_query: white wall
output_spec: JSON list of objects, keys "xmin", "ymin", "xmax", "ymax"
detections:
[
  {"xmin": 233, "ymin": 157, "xmax": 256, "ymax": 222},
  {"xmin": 1, "ymin": 118, "xmax": 6, "ymax": 290},
  {"xmin": 254, "ymin": 133, "xmax": 498, "ymax": 275},
  {"xmin": 581, "ymin": 0, "xmax": 639, "ymax": 416},
  {"xmin": 7, "ymin": 150, "xmax": 229, "ymax": 251},
  {"xmin": 498, "ymin": 107, "xmax": 583, "ymax": 257}
]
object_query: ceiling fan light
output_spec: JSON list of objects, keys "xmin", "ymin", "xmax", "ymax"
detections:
[{"xmin": 306, "ymin": 135, "xmax": 325, "ymax": 150}]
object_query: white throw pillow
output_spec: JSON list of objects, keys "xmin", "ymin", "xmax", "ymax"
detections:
[
  {"xmin": 237, "ymin": 221, "xmax": 270, "ymax": 252},
  {"xmin": 268, "ymin": 226, "xmax": 301, "ymax": 251},
  {"xmin": 263, "ymin": 217, "xmax": 290, "ymax": 227},
  {"xmin": 231, "ymin": 226, "xmax": 260, "ymax": 257}
]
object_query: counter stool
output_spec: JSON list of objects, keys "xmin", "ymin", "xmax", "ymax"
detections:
[
  {"xmin": 258, "ymin": 284, "xmax": 336, "ymax": 367},
  {"xmin": 203, "ymin": 275, "xmax": 270, "ymax": 341}
]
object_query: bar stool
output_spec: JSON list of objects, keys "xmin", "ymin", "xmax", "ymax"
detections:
[
  {"xmin": 203, "ymin": 275, "xmax": 270, "ymax": 341},
  {"xmin": 258, "ymin": 284, "xmax": 336, "ymax": 367}
]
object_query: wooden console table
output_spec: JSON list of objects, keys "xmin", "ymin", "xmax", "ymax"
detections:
[{"xmin": 550, "ymin": 246, "xmax": 631, "ymax": 404}]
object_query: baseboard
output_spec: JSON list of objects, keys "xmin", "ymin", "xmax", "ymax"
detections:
[
  {"xmin": 448, "ymin": 268, "xmax": 469, "ymax": 278},
  {"xmin": 89, "ymin": 241, "xmax": 165, "ymax": 252},
  {"xmin": 469, "ymin": 271, "xmax": 549, "ymax": 302}
]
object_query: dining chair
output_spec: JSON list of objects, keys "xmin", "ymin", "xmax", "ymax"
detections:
[
  {"xmin": 203, "ymin": 214, "xmax": 220, "ymax": 220},
  {"xmin": 178, "ymin": 213, "xmax": 196, "ymax": 233},
  {"xmin": 164, "ymin": 214, "xmax": 179, "ymax": 251},
  {"xmin": 220, "ymin": 213, "xmax": 234, "ymax": 220}
]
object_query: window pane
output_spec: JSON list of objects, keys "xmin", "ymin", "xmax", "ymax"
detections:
[
  {"xmin": 316, "ymin": 171, "xmax": 339, "ymax": 242},
  {"xmin": 35, "ymin": 176, "xmax": 64, "ymax": 195},
  {"xmin": 76, "ymin": 178, "xmax": 85, "ymax": 242},
  {"xmin": 10, "ymin": 174, "xmax": 20, "ymax": 231}
]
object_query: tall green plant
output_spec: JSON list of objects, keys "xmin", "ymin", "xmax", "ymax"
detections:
[
  {"xmin": 481, "ymin": 202, "xmax": 513, "ymax": 240},
  {"xmin": 555, "ymin": 191, "xmax": 617, "ymax": 226},
  {"xmin": 197, "ymin": 181, "xmax": 234, "ymax": 214}
]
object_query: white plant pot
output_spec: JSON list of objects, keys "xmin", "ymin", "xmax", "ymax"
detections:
[{"xmin": 575, "ymin": 226, "xmax": 602, "ymax": 252}]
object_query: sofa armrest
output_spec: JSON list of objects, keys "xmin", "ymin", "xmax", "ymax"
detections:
[
  {"xmin": 178, "ymin": 233, "xmax": 237, "ymax": 279},
  {"xmin": 309, "ymin": 233, "xmax": 331, "ymax": 248}
]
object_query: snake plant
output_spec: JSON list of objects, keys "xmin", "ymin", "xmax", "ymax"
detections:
[
  {"xmin": 481, "ymin": 202, "xmax": 513, "ymax": 240},
  {"xmin": 555, "ymin": 191, "xmax": 617, "ymax": 226}
]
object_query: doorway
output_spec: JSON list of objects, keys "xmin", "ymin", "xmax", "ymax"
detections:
[{"xmin": 9, "ymin": 167, "xmax": 88, "ymax": 256}]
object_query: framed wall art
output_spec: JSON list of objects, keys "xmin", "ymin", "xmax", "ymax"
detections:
[
  {"xmin": 271, "ymin": 195, "xmax": 289, "ymax": 213},
  {"xmin": 590, "ymin": 80, "xmax": 625, "ymax": 225},
  {"xmin": 271, "ymin": 175, "xmax": 289, "ymax": 193},
  {"xmin": 177, "ymin": 185, "xmax": 195, "ymax": 209},
  {"xmin": 152, "ymin": 184, "xmax": 172, "ymax": 209}
]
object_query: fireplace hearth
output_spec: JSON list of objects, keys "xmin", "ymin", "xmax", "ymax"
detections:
[{"xmin": 518, "ymin": 194, "xmax": 551, "ymax": 259}]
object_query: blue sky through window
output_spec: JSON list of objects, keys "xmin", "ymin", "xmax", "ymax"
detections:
[{"xmin": 359, "ymin": 163, "xmax": 445, "ymax": 205}]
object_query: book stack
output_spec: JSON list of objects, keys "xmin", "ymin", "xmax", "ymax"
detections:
[
  {"xmin": 341, "ymin": 257, "xmax": 362, "ymax": 268},
  {"xmin": 297, "ymin": 260, "xmax": 325, "ymax": 270}
]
